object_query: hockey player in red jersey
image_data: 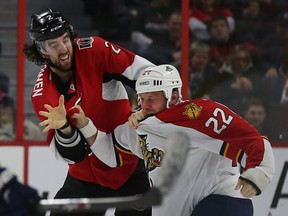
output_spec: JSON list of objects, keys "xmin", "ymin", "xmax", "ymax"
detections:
[
  {"xmin": 23, "ymin": 8, "xmax": 154, "ymax": 216},
  {"xmin": 40, "ymin": 64, "xmax": 275, "ymax": 216}
]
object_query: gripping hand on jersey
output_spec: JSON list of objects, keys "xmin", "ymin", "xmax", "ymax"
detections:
[
  {"xmin": 69, "ymin": 105, "xmax": 88, "ymax": 129},
  {"xmin": 38, "ymin": 95, "xmax": 67, "ymax": 133},
  {"xmin": 128, "ymin": 109, "xmax": 146, "ymax": 129},
  {"xmin": 69, "ymin": 105, "xmax": 98, "ymax": 143}
]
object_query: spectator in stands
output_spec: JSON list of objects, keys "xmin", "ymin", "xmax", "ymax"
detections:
[
  {"xmin": 257, "ymin": 11, "xmax": 288, "ymax": 78},
  {"xmin": 225, "ymin": 0, "xmax": 286, "ymax": 45},
  {"xmin": 139, "ymin": 10, "xmax": 182, "ymax": 65},
  {"xmin": 0, "ymin": 91, "xmax": 44, "ymax": 141},
  {"xmin": 243, "ymin": 98, "xmax": 278, "ymax": 142},
  {"xmin": 209, "ymin": 45, "xmax": 263, "ymax": 111},
  {"xmin": 111, "ymin": 0, "xmax": 150, "ymax": 41},
  {"xmin": 259, "ymin": 43, "xmax": 288, "ymax": 105},
  {"xmin": 205, "ymin": 16, "xmax": 256, "ymax": 71},
  {"xmin": 250, "ymin": 12, "xmax": 288, "ymax": 105},
  {"xmin": 228, "ymin": 0, "xmax": 272, "ymax": 45},
  {"xmin": 187, "ymin": 40, "xmax": 227, "ymax": 99},
  {"xmin": 129, "ymin": 0, "xmax": 179, "ymax": 52},
  {"xmin": 82, "ymin": 0, "xmax": 150, "ymax": 42},
  {"xmin": 82, "ymin": 0, "xmax": 115, "ymax": 32},
  {"xmin": 189, "ymin": 0, "xmax": 235, "ymax": 40}
]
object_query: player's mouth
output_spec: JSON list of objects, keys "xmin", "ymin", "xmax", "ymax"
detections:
[{"xmin": 59, "ymin": 53, "xmax": 70, "ymax": 64}]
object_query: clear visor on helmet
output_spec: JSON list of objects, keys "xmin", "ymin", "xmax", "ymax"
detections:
[{"xmin": 35, "ymin": 33, "xmax": 71, "ymax": 55}]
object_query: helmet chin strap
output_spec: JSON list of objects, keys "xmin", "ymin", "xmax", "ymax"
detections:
[{"xmin": 166, "ymin": 99, "xmax": 171, "ymax": 109}]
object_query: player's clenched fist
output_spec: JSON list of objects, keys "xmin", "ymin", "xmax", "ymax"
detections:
[
  {"xmin": 128, "ymin": 109, "xmax": 146, "ymax": 129},
  {"xmin": 235, "ymin": 178, "xmax": 257, "ymax": 198}
]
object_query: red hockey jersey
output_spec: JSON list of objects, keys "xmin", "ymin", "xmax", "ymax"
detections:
[{"xmin": 31, "ymin": 36, "xmax": 154, "ymax": 189}]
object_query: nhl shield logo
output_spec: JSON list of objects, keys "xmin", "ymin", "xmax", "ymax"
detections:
[{"xmin": 183, "ymin": 103, "xmax": 202, "ymax": 119}]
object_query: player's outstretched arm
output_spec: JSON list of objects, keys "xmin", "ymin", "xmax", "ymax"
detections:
[
  {"xmin": 35, "ymin": 131, "xmax": 190, "ymax": 214},
  {"xmin": 67, "ymin": 105, "xmax": 131, "ymax": 167},
  {"xmin": 38, "ymin": 95, "xmax": 68, "ymax": 133}
]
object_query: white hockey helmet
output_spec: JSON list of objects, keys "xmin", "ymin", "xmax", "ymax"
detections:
[{"xmin": 136, "ymin": 64, "xmax": 182, "ymax": 107}]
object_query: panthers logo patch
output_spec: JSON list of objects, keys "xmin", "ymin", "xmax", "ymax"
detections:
[
  {"xmin": 183, "ymin": 103, "xmax": 202, "ymax": 119},
  {"xmin": 139, "ymin": 134, "xmax": 164, "ymax": 172}
]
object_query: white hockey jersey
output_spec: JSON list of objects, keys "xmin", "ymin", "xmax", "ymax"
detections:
[{"xmin": 91, "ymin": 98, "xmax": 275, "ymax": 216}]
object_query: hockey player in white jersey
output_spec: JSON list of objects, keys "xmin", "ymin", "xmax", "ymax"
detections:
[{"xmin": 39, "ymin": 64, "xmax": 275, "ymax": 216}]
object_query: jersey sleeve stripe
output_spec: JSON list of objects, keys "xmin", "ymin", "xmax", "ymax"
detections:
[
  {"xmin": 219, "ymin": 142, "xmax": 228, "ymax": 156},
  {"xmin": 236, "ymin": 150, "xmax": 244, "ymax": 164},
  {"xmin": 111, "ymin": 133, "xmax": 135, "ymax": 167}
]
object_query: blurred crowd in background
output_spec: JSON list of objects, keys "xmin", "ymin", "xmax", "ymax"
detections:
[{"xmin": 1, "ymin": 0, "xmax": 288, "ymax": 142}]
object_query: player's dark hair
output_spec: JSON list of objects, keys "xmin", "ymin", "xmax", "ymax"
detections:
[
  {"xmin": 207, "ymin": 15, "xmax": 229, "ymax": 33},
  {"xmin": 23, "ymin": 43, "xmax": 48, "ymax": 66}
]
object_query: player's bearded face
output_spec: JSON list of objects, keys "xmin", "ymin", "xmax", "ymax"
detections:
[
  {"xmin": 139, "ymin": 91, "xmax": 167, "ymax": 116},
  {"xmin": 39, "ymin": 33, "xmax": 73, "ymax": 72}
]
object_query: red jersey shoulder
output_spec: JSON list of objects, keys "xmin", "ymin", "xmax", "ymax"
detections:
[
  {"xmin": 73, "ymin": 36, "xmax": 135, "ymax": 73},
  {"xmin": 157, "ymin": 98, "xmax": 231, "ymax": 122},
  {"xmin": 74, "ymin": 36, "xmax": 103, "ymax": 50},
  {"xmin": 153, "ymin": 100, "xmax": 195, "ymax": 124},
  {"xmin": 74, "ymin": 36, "xmax": 129, "ymax": 56}
]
